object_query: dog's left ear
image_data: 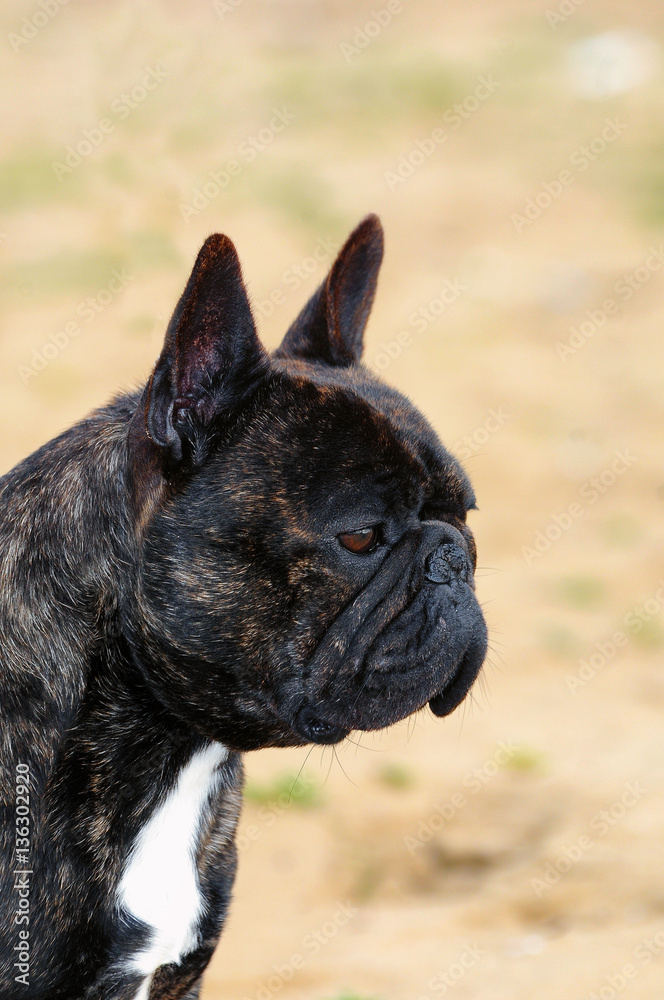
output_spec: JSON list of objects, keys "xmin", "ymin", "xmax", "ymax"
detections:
[
  {"xmin": 144, "ymin": 234, "xmax": 266, "ymax": 466},
  {"xmin": 275, "ymin": 214, "xmax": 384, "ymax": 367}
]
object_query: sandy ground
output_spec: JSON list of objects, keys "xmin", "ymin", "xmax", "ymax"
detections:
[{"xmin": 1, "ymin": 1, "xmax": 663, "ymax": 997}]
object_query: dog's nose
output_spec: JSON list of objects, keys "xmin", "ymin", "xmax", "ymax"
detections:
[{"xmin": 425, "ymin": 541, "xmax": 470, "ymax": 584}]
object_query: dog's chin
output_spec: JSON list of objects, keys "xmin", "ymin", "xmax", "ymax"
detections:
[
  {"xmin": 293, "ymin": 705, "xmax": 351, "ymax": 745},
  {"xmin": 289, "ymin": 665, "xmax": 478, "ymax": 744},
  {"xmin": 290, "ymin": 680, "xmax": 456, "ymax": 746}
]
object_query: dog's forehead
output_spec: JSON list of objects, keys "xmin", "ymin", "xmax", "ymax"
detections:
[{"xmin": 269, "ymin": 359, "xmax": 475, "ymax": 509}]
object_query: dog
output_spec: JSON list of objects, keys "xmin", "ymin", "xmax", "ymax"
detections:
[{"xmin": 0, "ymin": 215, "xmax": 487, "ymax": 999}]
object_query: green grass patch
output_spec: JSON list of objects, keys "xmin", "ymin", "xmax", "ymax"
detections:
[
  {"xmin": 0, "ymin": 146, "xmax": 84, "ymax": 212},
  {"xmin": 247, "ymin": 167, "xmax": 342, "ymax": 232},
  {"xmin": 0, "ymin": 249, "xmax": 129, "ymax": 302},
  {"xmin": 538, "ymin": 623, "xmax": 580, "ymax": 657},
  {"xmin": 0, "ymin": 229, "xmax": 179, "ymax": 304},
  {"xmin": 376, "ymin": 762, "xmax": 416, "ymax": 790},
  {"xmin": 600, "ymin": 514, "xmax": 642, "ymax": 547},
  {"xmin": 244, "ymin": 771, "xmax": 322, "ymax": 808},
  {"xmin": 631, "ymin": 618, "xmax": 664, "ymax": 650},
  {"xmin": 272, "ymin": 50, "xmax": 462, "ymax": 127},
  {"xmin": 502, "ymin": 746, "xmax": 545, "ymax": 773},
  {"xmin": 630, "ymin": 154, "xmax": 664, "ymax": 227},
  {"xmin": 325, "ymin": 993, "xmax": 379, "ymax": 1000},
  {"xmin": 555, "ymin": 575, "xmax": 606, "ymax": 610}
]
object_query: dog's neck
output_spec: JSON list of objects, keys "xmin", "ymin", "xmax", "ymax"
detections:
[{"xmin": 0, "ymin": 392, "xmax": 197, "ymax": 793}]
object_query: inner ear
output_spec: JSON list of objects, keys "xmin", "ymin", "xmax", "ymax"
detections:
[
  {"xmin": 144, "ymin": 233, "xmax": 267, "ymax": 468},
  {"xmin": 275, "ymin": 214, "xmax": 384, "ymax": 367}
]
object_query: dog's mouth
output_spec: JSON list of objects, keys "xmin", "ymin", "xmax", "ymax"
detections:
[
  {"xmin": 428, "ymin": 627, "xmax": 487, "ymax": 718},
  {"xmin": 291, "ymin": 626, "xmax": 487, "ymax": 745}
]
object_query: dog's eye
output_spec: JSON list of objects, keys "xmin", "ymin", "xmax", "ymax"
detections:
[{"xmin": 338, "ymin": 526, "xmax": 380, "ymax": 555}]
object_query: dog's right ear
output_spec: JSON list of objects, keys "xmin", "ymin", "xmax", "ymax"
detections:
[{"xmin": 144, "ymin": 234, "xmax": 266, "ymax": 467}]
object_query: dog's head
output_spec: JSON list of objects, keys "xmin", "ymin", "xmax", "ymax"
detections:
[{"xmin": 127, "ymin": 217, "xmax": 487, "ymax": 750}]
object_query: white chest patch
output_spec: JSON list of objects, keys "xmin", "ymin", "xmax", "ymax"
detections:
[{"xmin": 118, "ymin": 742, "xmax": 228, "ymax": 983}]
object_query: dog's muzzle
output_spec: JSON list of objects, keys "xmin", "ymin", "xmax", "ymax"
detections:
[
  {"xmin": 287, "ymin": 521, "xmax": 487, "ymax": 741},
  {"xmin": 422, "ymin": 530, "xmax": 487, "ymax": 718}
]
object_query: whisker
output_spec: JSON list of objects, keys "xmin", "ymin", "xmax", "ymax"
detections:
[
  {"xmin": 343, "ymin": 735, "xmax": 383, "ymax": 753},
  {"xmin": 332, "ymin": 745, "xmax": 357, "ymax": 787},
  {"xmin": 288, "ymin": 745, "xmax": 315, "ymax": 803},
  {"xmin": 322, "ymin": 745, "xmax": 335, "ymax": 785}
]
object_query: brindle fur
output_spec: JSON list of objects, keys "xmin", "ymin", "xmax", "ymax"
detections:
[{"xmin": 0, "ymin": 216, "xmax": 487, "ymax": 999}]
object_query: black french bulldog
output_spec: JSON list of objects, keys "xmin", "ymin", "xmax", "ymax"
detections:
[{"xmin": 0, "ymin": 215, "xmax": 487, "ymax": 1000}]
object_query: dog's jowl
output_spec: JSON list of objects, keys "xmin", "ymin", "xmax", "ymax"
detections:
[{"xmin": 0, "ymin": 216, "xmax": 487, "ymax": 999}]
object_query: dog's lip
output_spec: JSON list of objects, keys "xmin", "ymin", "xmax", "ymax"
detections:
[{"xmin": 428, "ymin": 627, "xmax": 488, "ymax": 718}]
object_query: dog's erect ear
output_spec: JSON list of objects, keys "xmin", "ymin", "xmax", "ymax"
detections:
[
  {"xmin": 275, "ymin": 214, "xmax": 384, "ymax": 367},
  {"xmin": 145, "ymin": 234, "xmax": 266, "ymax": 465}
]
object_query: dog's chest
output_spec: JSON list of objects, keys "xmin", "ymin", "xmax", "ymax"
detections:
[{"xmin": 117, "ymin": 743, "xmax": 228, "ymax": 989}]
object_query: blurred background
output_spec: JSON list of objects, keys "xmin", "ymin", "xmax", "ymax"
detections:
[{"xmin": 2, "ymin": 1, "xmax": 663, "ymax": 997}]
